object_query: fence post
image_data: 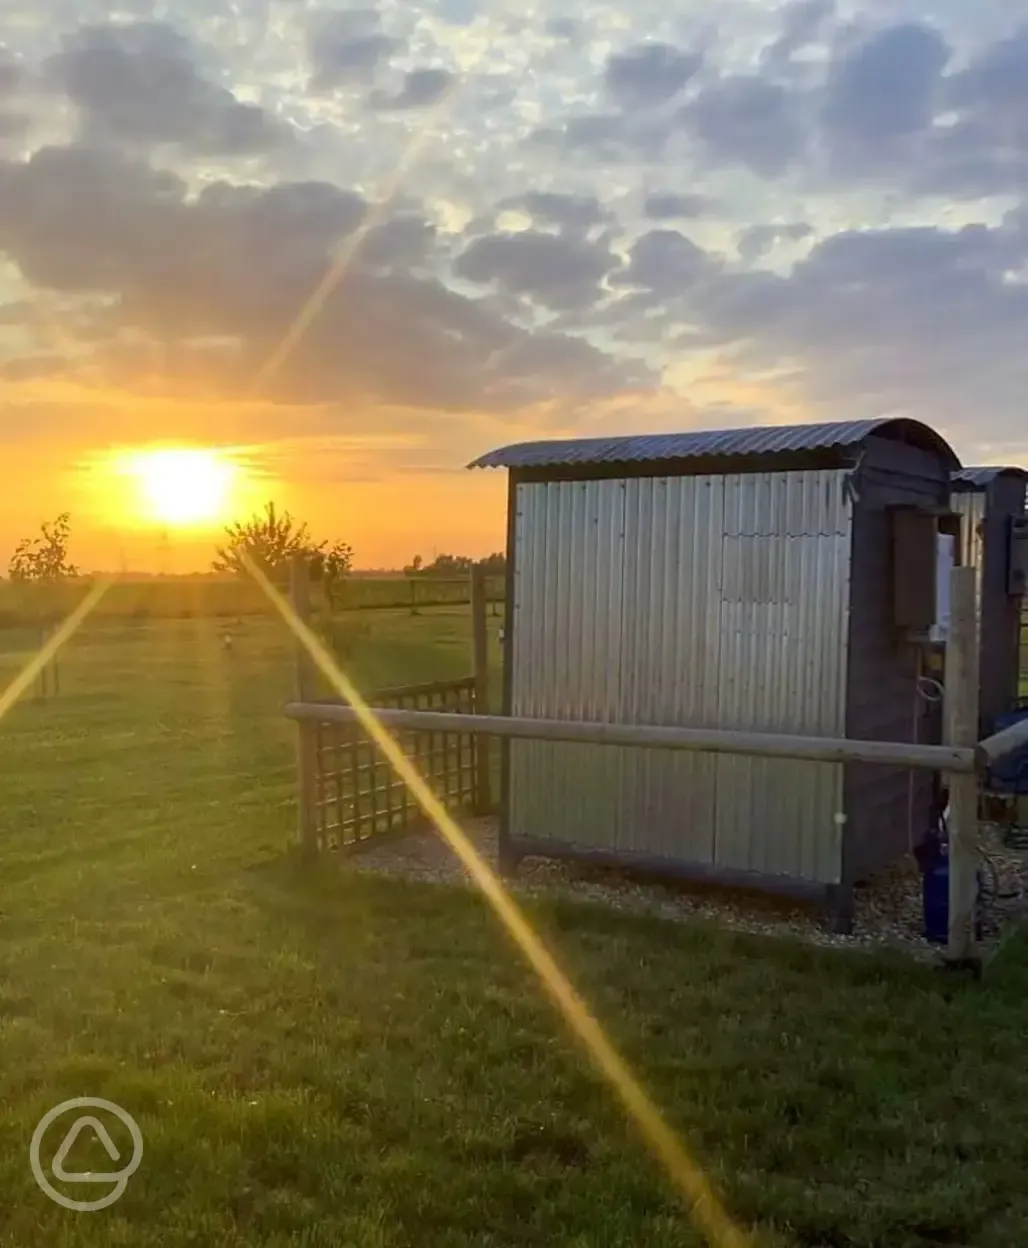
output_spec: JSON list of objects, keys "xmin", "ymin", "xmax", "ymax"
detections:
[
  {"xmin": 291, "ymin": 554, "xmax": 319, "ymax": 857},
  {"xmin": 50, "ymin": 613, "xmax": 60, "ymax": 696},
  {"xmin": 36, "ymin": 621, "xmax": 48, "ymax": 700},
  {"xmin": 470, "ymin": 564, "xmax": 493, "ymax": 814},
  {"xmin": 944, "ymin": 565, "xmax": 980, "ymax": 968}
]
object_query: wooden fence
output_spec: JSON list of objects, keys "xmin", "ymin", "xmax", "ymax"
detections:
[
  {"xmin": 290, "ymin": 558, "xmax": 495, "ymax": 855},
  {"xmin": 302, "ymin": 677, "xmax": 489, "ymax": 852}
]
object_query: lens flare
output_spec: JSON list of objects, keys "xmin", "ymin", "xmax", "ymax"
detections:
[{"xmin": 247, "ymin": 552, "xmax": 752, "ymax": 1248}]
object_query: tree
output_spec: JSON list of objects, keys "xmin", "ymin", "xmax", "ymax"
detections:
[
  {"xmin": 8, "ymin": 513, "xmax": 79, "ymax": 698},
  {"xmin": 9, "ymin": 513, "xmax": 79, "ymax": 585},
  {"xmin": 212, "ymin": 502, "xmax": 312, "ymax": 581},
  {"xmin": 406, "ymin": 552, "xmax": 505, "ymax": 577},
  {"xmin": 309, "ymin": 539, "xmax": 354, "ymax": 609},
  {"xmin": 413, "ymin": 553, "xmax": 474, "ymax": 577},
  {"xmin": 212, "ymin": 502, "xmax": 353, "ymax": 593}
]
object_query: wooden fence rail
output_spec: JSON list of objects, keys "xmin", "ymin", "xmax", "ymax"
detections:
[{"xmin": 285, "ymin": 703, "xmax": 980, "ymax": 774}]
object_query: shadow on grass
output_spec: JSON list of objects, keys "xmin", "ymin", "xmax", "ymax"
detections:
[{"xmin": 241, "ymin": 845, "xmax": 1028, "ymax": 1006}]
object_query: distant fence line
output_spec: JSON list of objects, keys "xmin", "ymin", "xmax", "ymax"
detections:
[{"xmin": 0, "ymin": 574, "xmax": 506, "ymax": 626}]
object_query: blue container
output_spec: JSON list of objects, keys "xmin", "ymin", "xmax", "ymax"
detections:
[
  {"xmin": 987, "ymin": 702, "xmax": 1028, "ymax": 795},
  {"xmin": 922, "ymin": 857, "xmax": 984, "ymax": 945}
]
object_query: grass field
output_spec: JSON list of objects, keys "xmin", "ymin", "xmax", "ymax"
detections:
[
  {"xmin": 2, "ymin": 609, "xmax": 1028, "ymax": 1246},
  {"xmin": 0, "ymin": 573, "xmax": 505, "ymax": 626}
]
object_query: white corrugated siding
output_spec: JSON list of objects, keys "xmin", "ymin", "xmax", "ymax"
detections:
[
  {"xmin": 508, "ymin": 470, "xmax": 852, "ymax": 884},
  {"xmin": 508, "ymin": 480, "xmax": 627, "ymax": 854}
]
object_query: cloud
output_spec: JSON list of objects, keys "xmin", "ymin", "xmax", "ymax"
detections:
[
  {"xmin": 736, "ymin": 222, "xmax": 813, "ymax": 263},
  {"xmin": 642, "ymin": 191, "xmax": 712, "ymax": 220},
  {"xmin": 919, "ymin": 24, "xmax": 1028, "ymax": 198},
  {"xmin": 545, "ymin": 17, "xmax": 579, "ymax": 40},
  {"xmin": 821, "ymin": 22, "xmax": 951, "ymax": 156},
  {"xmin": 949, "ymin": 23, "xmax": 1028, "ymax": 114},
  {"xmin": 525, "ymin": 12, "xmax": 1028, "ymax": 208},
  {"xmin": 690, "ymin": 222, "xmax": 1028, "ymax": 441},
  {"xmin": 369, "ymin": 66, "xmax": 453, "ymax": 111},
  {"xmin": 453, "ymin": 228, "xmax": 618, "ymax": 311},
  {"xmin": 504, "ymin": 190, "xmax": 611, "ymax": 233},
  {"xmin": 0, "ymin": 45, "xmax": 26, "ymax": 103},
  {"xmin": 762, "ymin": 0, "xmax": 836, "ymax": 71},
  {"xmin": 603, "ymin": 42, "xmax": 703, "ymax": 110},
  {"xmin": 680, "ymin": 74, "xmax": 807, "ymax": 177},
  {"xmin": 529, "ymin": 110, "xmax": 670, "ymax": 166},
  {"xmin": 44, "ymin": 21, "xmax": 289, "ymax": 156},
  {"xmin": 0, "ymin": 44, "xmax": 34, "ymax": 144},
  {"xmin": 611, "ymin": 228, "xmax": 711, "ymax": 296},
  {"xmin": 0, "ymin": 140, "xmax": 647, "ymax": 421},
  {"xmin": 306, "ymin": 9, "xmax": 402, "ymax": 91}
]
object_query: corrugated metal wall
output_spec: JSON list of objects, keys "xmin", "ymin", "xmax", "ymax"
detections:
[
  {"xmin": 508, "ymin": 479, "xmax": 628, "ymax": 854},
  {"xmin": 508, "ymin": 470, "xmax": 852, "ymax": 885}
]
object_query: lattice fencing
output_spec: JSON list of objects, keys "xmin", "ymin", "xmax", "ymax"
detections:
[{"xmin": 304, "ymin": 677, "xmax": 490, "ymax": 852}]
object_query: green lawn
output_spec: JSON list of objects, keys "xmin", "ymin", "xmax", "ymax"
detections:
[
  {"xmin": 0, "ymin": 572, "xmax": 505, "ymax": 627},
  {"xmin": 2, "ymin": 611, "xmax": 1028, "ymax": 1246}
]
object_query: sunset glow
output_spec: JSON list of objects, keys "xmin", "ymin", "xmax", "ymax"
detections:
[
  {"xmin": 106, "ymin": 447, "xmax": 244, "ymax": 530},
  {"xmin": 0, "ymin": 2, "xmax": 1024, "ymax": 576}
]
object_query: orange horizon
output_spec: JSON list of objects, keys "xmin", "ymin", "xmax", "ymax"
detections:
[{"xmin": 0, "ymin": 456, "xmax": 508, "ymax": 576}]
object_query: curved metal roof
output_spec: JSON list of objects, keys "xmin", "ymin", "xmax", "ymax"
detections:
[
  {"xmin": 951, "ymin": 466, "xmax": 1028, "ymax": 489},
  {"xmin": 468, "ymin": 417, "xmax": 960, "ymax": 472}
]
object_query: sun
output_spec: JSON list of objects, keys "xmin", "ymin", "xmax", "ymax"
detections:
[{"xmin": 120, "ymin": 447, "xmax": 239, "ymax": 529}]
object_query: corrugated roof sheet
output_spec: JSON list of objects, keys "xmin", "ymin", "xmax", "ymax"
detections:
[
  {"xmin": 951, "ymin": 466, "xmax": 1028, "ymax": 489},
  {"xmin": 468, "ymin": 417, "xmax": 959, "ymax": 471}
]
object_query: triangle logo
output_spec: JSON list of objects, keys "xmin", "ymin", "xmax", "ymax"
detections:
[{"xmin": 51, "ymin": 1116, "xmax": 122, "ymax": 1183}]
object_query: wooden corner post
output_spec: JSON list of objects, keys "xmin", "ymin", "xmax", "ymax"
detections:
[
  {"xmin": 470, "ymin": 564, "xmax": 493, "ymax": 814},
  {"xmin": 943, "ymin": 565, "xmax": 980, "ymax": 968},
  {"xmin": 291, "ymin": 553, "xmax": 319, "ymax": 857}
]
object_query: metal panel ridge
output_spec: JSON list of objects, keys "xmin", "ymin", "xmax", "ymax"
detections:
[
  {"xmin": 952, "ymin": 466, "xmax": 1028, "ymax": 489},
  {"xmin": 507, "ymin": 479, "xmax": 627, "ymax": 852},
  {"xmin": 712, "ymin": 469, "xmax": 850, "ymax": 883},
  {"xmin": 468, "ymin": 417, "xmax": 958, "ymax": 471}
]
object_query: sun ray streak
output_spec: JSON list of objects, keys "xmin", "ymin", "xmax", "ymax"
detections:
[
  {"xmin": 0, "ymin": 578, "xmax": 112, "ymax": 722},
  {"xmin": 245, "ymin": 552, "xmax": 753, "ymax": 1248},
  {"xmin": 248, "ymin": 56, "xmax": 487, "ymax": 397}
]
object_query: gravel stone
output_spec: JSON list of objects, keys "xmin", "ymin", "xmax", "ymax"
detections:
[{"xmin": 338, "ymin": 816, "xmax": 1028, "ymax": 961}]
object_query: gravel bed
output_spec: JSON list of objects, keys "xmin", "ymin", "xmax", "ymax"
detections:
[{"xmin": 339, "ymin": 816, "xmax": 1028, "ymax": 960}]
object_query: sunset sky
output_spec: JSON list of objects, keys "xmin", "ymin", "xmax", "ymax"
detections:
[{"xmin": 1, "ymin": 1, "xmax": 1027, "ymax": 571}]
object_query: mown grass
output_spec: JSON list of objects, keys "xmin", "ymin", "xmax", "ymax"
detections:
[
  {"xmin": 0, "ymin": 572, "xmax": 504, "ymax": 626},
  {"xmin": 1, "ymin": 611, "xmax": 1028, "ymax": 1246}
]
